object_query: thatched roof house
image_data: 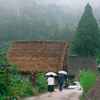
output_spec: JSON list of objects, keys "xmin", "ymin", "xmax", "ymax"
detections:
[{"xmin": 7, "ymin": 41, "xmax": 68, "ymax": 73}]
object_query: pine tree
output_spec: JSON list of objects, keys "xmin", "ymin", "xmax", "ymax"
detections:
[{"xmin": 72, "ymin": 3, "xmax": 100, "ymax": 56}]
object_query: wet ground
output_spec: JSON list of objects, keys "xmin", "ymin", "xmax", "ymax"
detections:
[{"xmin": 22, "ymin": 89, "xmax": 82, "ymax": 100}]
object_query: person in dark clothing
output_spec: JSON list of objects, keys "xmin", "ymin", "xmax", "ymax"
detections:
[{"xmin": 58, "ymin": 74, "xmax": 66, "ymax": 91}]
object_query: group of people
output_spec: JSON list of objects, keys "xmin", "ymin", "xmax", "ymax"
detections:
[{"xmin": 46, "ymin": 70, "xmax": 68, "ymax": 92}]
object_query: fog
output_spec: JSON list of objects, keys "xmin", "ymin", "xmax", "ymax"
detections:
[
  {"xmin": 0, "ymin": 0, "xmax": 99, "ymax": 18},
  {"xmin": 0, "ymin": 0, "xmax": 99, "ymax": 9},
  {"xmin": 0, "ymin": 0, "xmax": 99, "ymax": 41}
]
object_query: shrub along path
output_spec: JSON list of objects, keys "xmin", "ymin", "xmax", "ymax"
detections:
[
  {"xmin": 22, "ymin": 89, "xmax": 82, "ymax": 100},
  {"xmin": 85, "ymin": 76, "xmax": 100, "ymax": 100}
]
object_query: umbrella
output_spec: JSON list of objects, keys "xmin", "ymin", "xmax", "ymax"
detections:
[
  {"xmin": 58, "ymin": 70, "xmax": 67, "ymax": 75},
  {"xmin": 46, "ymin": 72, "xmax": 57, "ymax": 76}
]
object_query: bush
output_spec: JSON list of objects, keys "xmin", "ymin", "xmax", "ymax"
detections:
[
  {"xmin": 80, "ymin": 70, "xmax": 96, "ymax": 92},
  {"xmin": 8, "ymin": 75, "xmax": 33, "ymax": 97},
  {"xmin": 0, "ymin": 96, "xmax": 6, "ymax": 100},
  {"xmin": 8, "ymin": 66, "xmax": 33, "ymax": 97},
  {"xmin": 35, "ymin": 72, "xmax": 47, "ymax": 93},
  {"xmin": 0, "ymin": 69, "xmax": 9, "ymax": 96},
  {"xmin": 0, "ymin": 46, "xmax": 11, "ymax": 98}
]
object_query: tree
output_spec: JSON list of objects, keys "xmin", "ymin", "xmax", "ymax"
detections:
[{"xmin": 72, "ymin": 3, "xmax": 100, "ymax": 56}]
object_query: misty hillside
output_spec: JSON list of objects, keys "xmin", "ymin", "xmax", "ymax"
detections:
[{"xmin": 0, "ymin": 0, "xmax": 100, "ymax": 41}]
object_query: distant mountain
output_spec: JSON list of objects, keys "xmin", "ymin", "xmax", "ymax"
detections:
[{"xmin": 0, "ymin": 0, "xmax": 99, "ymax": 41}]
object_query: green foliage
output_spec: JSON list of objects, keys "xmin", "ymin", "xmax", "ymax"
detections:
[
  {"xmin": 8, "ymin": 68, "xmax": 33, "ymax": 97},
  {"xmin": 35, "ymin": 72, "xmax": 47, "ymax": 93},
  {"xmin": 80, "ymin": 70, "xmax": 96, "ymax": 92},
  {"xmin": 9, "ymin": 78, "xmax": 33, "ymax": 97},
  {"xmin": 0, "ymin": 46, "xmax": 9, "ymax": 64},
  {"xmin": 0, "ymin": 96, "xmax": 6, "ymax": 100},
  {"xmin": 0, "ymin": 46, "xmax": 10, "ymax": 97},
  {"xmin": 72, "ymin": 4, "xmax": 100, "ymax": 56},
  {"xmin": 0, "ymin": 69, "xmax": 9, "ymax": 96}
]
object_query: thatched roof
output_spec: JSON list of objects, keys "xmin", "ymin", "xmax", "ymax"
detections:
[{"xmin": 7, "ymin": 41, "xmax": 68, "ymax": 72}]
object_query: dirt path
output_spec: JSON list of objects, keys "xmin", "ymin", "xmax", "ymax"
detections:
[{"xmin": 22, "ymin": 89, "xmax": 82, "ymax": 100}]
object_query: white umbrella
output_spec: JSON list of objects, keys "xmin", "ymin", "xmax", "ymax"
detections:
[
  {"xmin": 58, "ymin": 70, "xmax": 67, "ymax": 75},
  {"xmin": 46, "ymin": 72, "xmax": 57, "ymax": 76}
]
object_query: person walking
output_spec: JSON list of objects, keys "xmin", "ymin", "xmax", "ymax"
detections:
[
  {"xmin": 58, "ymin": 74, "xmax": 65, "ymax": 91},
  {"xmin": 47, "ymin": 75, "xmax": 55, "ymax": 92},
  {"xmin": 46, "ymin": 72, "xmax": 57, "ymax": 93},
  {"xmin": 58, "ymin": 70, "xmax": 67, "ymax": 91}
]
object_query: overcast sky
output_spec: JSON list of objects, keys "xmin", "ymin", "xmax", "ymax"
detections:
[
  {"xmin": 0, "ymin": 0, "xmax": 100, "ymax": 7},
  {"xmin": 37, "ymin": 0, "xmax": 100, "ymax": 7},
  {"xmin": 0, "ymin": 0, "xmax": 99, "ymax": 15}
]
